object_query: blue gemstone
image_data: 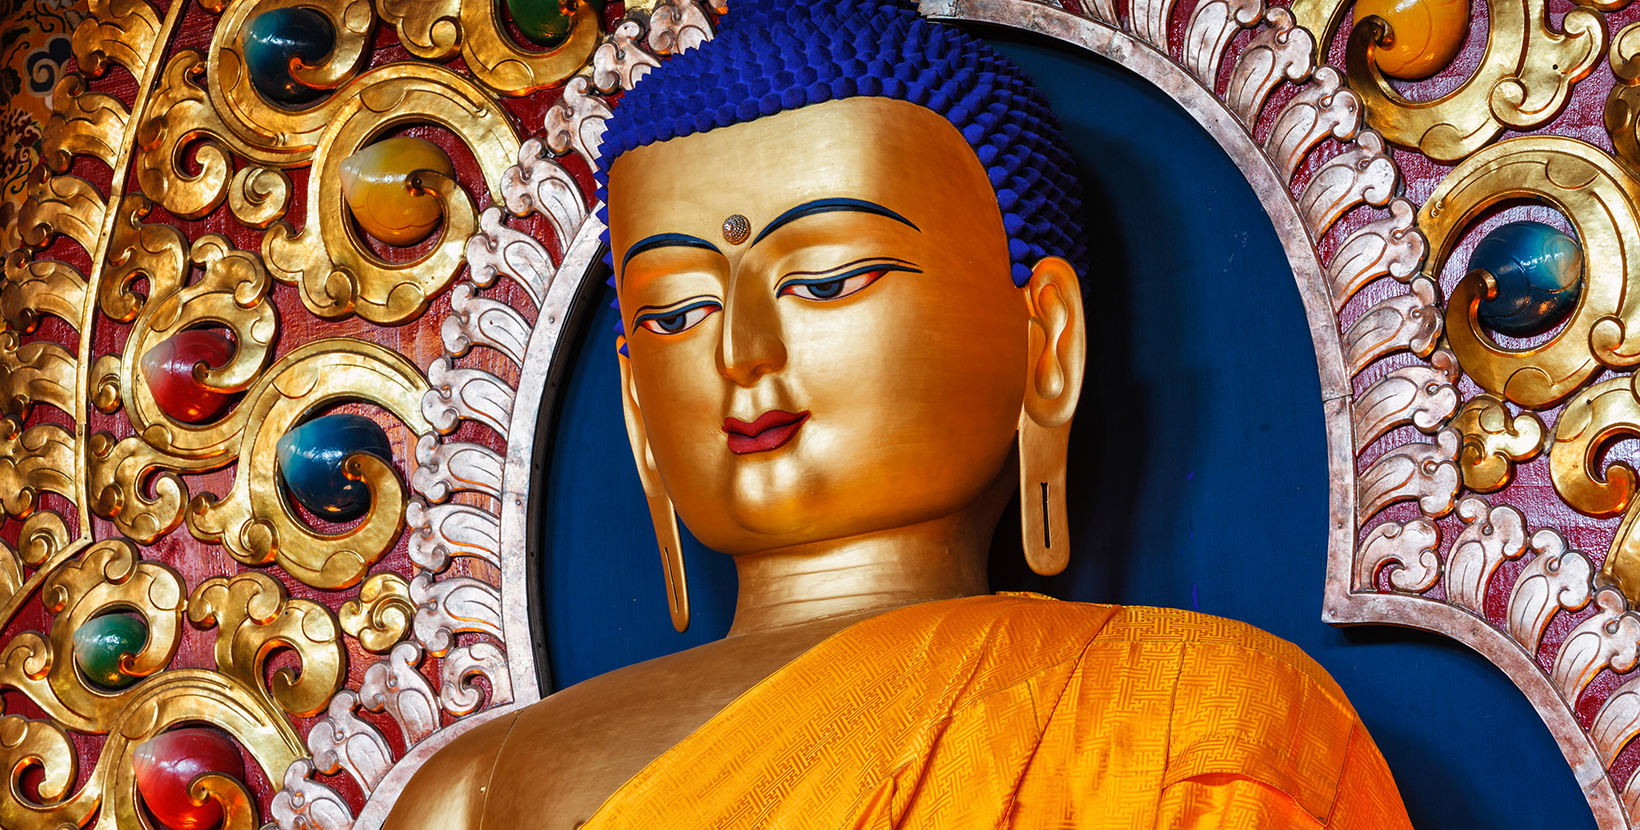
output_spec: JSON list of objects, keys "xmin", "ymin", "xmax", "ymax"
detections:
[
  {"xmin": 1470, "ymin": 221, "xmax": 1584, "ymax": 337},
  {"xmin": 276, "ymin": 413, "xmax": 394, "ymax": 522},
  {"xmin": 243, "ymin": 8, "xmax": 336, "ymax": 108}
]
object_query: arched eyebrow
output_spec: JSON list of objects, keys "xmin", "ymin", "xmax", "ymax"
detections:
[
  {"xmin": 620, "ymin": 232, "xmax": 722, "ymax": 282},
  {"xmin": 749, "ymin": 198, "xmax": 920, "ymax": 248}
]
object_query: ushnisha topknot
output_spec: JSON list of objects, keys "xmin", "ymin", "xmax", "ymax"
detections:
[{"xmin": 598, "ymin": 0, "xmax": 1088, "ymax": 349}]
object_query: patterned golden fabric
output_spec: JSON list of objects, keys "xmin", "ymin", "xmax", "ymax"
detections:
[{"xmin": 585, "ymin": 595, "xmax": 1411, "ymax": 829}]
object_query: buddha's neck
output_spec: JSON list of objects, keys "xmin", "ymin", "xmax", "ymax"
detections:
[{"xmin": 726, "ymin": 509, "xmax": 998, "ymax": 637}]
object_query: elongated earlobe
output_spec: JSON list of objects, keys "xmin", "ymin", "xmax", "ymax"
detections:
[
  {"xmin": 618, "ymin": 347, "xmax": 691, "ymax": 632},
  {"xmin": 1019, "ymin": 257, "xmax": 1086, "ymax": 576}
]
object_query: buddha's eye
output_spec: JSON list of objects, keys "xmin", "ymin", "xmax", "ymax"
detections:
[
  {"xmin": 777, "ymin": 262, "xmax": 920, "ymax": 302},
  {"xmin": 634, "ymin": 298, "xmax": 721, "ymax": 335}
]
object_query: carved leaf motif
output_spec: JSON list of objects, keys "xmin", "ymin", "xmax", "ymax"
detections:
[
  {"xmin": 359, "ymin": 642, "xmax": 439, "ymax": 749},
  {"xmin": 17, "ymin": 172, "xmax": 104, "ymax": 253},
  {"xmin": 1183, "ymin": 0, "xmax": 1264, "ymax": 85},
  {"xmin": 466, "ymin": 207, "xmax": 559, "ymax": 309},
  {"xmin": 1453, "ymin": 394, "xmax": 1546, "ymax": 493},
  {"xmin": 545, "ymin": 75, "xmax": 614, "ymax": 166},
  {"xmin": 424, "ymin": 356, "xmax": 514, "ymax": 437},
  {"xmin": 269, "ymin": 758, "xmax": 355, "ymax": 830},
  {"xmin": 1443, "ymin": 498, "xmax": 1529, "ymax": 613},
  {"xmin": 1342, "ymin": 276, "xmax": 1442, "ymax": 377},
  {"xmin": 406, "ymin": 499, "xmax": 502, "ymax": 572},
  {"xmin": 500, "ymin": 138, "xmax": 588, "ymax": 245},
  {"xmin": 1357, "ymin": 427, "xmax": 1461, "ymax": 521},
  {"xmin": 1354, "ymin": 516, "xmax": 1441, "ymax": 593},
  {"xmin": 1326, "ymin": 199, "xmax": 1426, "ymax": 311},
  {"xmin": 410, "ymin": 573, "xmax": 503, "ymax": 657},
  {"xmin": 2, "ymin": 254, "xmax": 87, "ymax": 334},
  {"xmin": 1131, "ymin": 0, "xmax": 1179, "ymax": 50},
  {"xmin": 1551, "ymin": 588, "xmax": 1640, "ymax": 703},
  {"xmin": 41, "ymin": 73, "xmax": 128, "ymax": 172},
  {"xmin": 1352, "ymin": 349, "xmax": 1460, "ymax": 451},
  {"xmin": 73, "ymin": 0, "xmax": 161, "ymax": 80},
  {"xmin": 1225, "ymin": 7, "xmax": 1314, "ymax": 125},
  {"xmin": 594, "ymin": 20, "xmax": 662, "ymax": 93},
  {"xmin": 1507, "ymin": 531, "xmax": 1594, "ymax": 653},
  {"xmin": 1592, "ymin": 672, "xmax": 1640, "ymax": 767},
  {"xmin": 443, "ymin": 283, "xmax": 531, "ymax": 367},
  {"xmin": 1264, "ymin": 67, "xmax": 1360, "ymax": 181},
  {"xmin": 308, "ymin": 691, "xmax": 393, "ymax": 794},
  {"xmin": 412, "ymin": 434, "xmax": 503, "ymax": 503},
  {"xmin": 1298, "ymin": 130, "xmax": 1398, "ymax": 236},
  {"xmin": 0, "ymin": 330, "xmax": 73, "ymax": 422},
  {"xmin": 0, "ymin": 424, "xmax": 75, "ymax": 519},
  {"xmin": 441, "ymin": 642, "xmax": 512, "ymax": 716},
  {"xmin": 648, "ymin": 0, "xmax": 717, "ymax": 54}
]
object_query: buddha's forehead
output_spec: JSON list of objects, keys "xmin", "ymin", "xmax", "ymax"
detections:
[{"xmin": 606, "ymin": 97, "xmax": 993, "ymax": 254}]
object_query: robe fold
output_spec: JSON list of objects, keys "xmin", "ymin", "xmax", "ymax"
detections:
[{"xmin": 392, "ymin": 595, "xmax": 1412, "ymax": 828}]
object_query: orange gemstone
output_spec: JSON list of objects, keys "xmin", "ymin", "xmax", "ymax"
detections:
[{"xmin": 1354, "ymin": 0, "xmax": 1470, "ymax": 80}]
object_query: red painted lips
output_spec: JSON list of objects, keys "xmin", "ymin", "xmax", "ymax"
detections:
[{"xmin": 724, "ymin": 410, "xmax": 810, "ymax": 454}]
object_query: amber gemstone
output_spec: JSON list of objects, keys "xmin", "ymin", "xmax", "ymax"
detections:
[
  {"xmin": 72, "ymin": 613, "xmax": 147, "ymax": 689},
  {"xmin": 132, "ymin": 727, "xmax": 247, "ymax": 830},
  {"xmin": 138, "ymin": 330, "xmax": 236, "ymax": 424},
  {"xmin": 1354, "ymin": 0, "xmax": 1470, "ymax": 80},
  {"xmin": 338, "ymin": 137, "xmax": 458, "ymax": 247}
]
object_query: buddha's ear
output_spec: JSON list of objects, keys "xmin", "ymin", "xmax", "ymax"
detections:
[
  {"xmin": 618, "ymin": 347, "xmax": 691, "ymax": 632},
  {"xmin": 1018, "ymin": 256, "xmax": 1086, "ymax": 576}
]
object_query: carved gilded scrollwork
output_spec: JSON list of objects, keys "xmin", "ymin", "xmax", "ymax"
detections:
[
  {"xmin": 41, "ymin": 73, "xmax": 128, "ymax": 172},
  {"xmin": 379, "ymin": 0, "xmax": 601, "ymax": 97},
  {"xmin": 188, "ymin": 571, "xmax": 347, "ymax": 717},
  {"xmin": 1453, "ymin": 393, "xmax": 1547, "ymax": 492},
  {"xmin": 72, "ymin": 0, "xmax": 161, "ymax": 81},
  {"xmin": 339, "ymin": 572, "xmax": 415, "ymax": 653},
  {"xmin": 1343, "ymin": 0, "xmax": 1602, "ymax": 162},
  {"xmin": 0, "ymin": 540, "xmax": 184, "ymax": 732},
  {"xmin": 185, "ymin": 340, "xmax": 434, "ymax": 589},
  {"xmin": 261, "ymin": 66, "xmax": 521, "ymax": 324},
  {"xmin": 1547, "ymin": 377, "xmax": 1640, "ymax": 606},
  {"xmin": 1426, "ymin": 137, "xmax": 1640, "ymax": 409}
]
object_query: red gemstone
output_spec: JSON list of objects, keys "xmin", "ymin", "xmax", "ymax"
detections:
[
  {"xmin": 132, "ymin": 727, "xmax": 247, "ymax": 830},
  {"xmin": 138, "ymin": 330, "xmax": 236, "ymax": 424}
]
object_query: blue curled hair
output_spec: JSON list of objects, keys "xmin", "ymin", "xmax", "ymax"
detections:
[{"xmin": 596, "ymin": 0, "xmax": 1088, "ymax": 348}]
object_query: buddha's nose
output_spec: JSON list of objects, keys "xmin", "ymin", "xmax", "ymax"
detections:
[{"xmin": 717, "ymin": 279, "xmax": 787, "ymax": 387}]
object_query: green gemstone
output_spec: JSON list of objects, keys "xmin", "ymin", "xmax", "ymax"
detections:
[
  {"xmin": 507, "ymin": 0, "xmax": 578, "ymax": 46},
  {"xmin": 73, "ymin": 614, "xmax": 148, "ymax": 689}
]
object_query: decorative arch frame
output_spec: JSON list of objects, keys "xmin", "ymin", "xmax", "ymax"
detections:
[{"xmin": 8, "ymin": 0, "xmax": 1635, "ymax": 827}]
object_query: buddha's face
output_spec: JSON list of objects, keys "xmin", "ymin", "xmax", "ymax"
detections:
[{"xmin": 608, "ymin": 97, "xmax": 1037, "ymax": 556}]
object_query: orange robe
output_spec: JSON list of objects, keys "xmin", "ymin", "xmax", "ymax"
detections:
[{"xmin": 584, "ymin": 595, "xmax": 1411, "ymax": 829}]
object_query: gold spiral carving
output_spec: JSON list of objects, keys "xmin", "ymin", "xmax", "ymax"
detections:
[
  {"xmin": 1345, "ymin": 0, "xmax": 1604, "ymax": 163},
  {"xmin": 262, "ymin": 64, "xmax": 521, "ymax": 323},
  {"xmin": 185, "ymin": 339, "xmax": 434, "ymax": 589},
  {"xmin": 1423, "ymin": 137, "xmax": 1640, "ymax": 409},
  {"xmin": 381, "ymin": 0, "xmax": 601, "ymax": 96}
]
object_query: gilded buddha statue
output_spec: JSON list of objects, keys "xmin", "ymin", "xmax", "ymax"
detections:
[{"xmin": 386, "ymin": 2, "xmax": 1414, "ymax": 827}]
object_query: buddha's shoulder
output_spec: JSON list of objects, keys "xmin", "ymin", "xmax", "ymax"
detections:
[
  {"xmin": 379, "ymin": 709, "xmax": 519, "ymax": 830},
  {"xmin": 904, "ymin": 596, "xmax": 1348, "ymax": 704}
]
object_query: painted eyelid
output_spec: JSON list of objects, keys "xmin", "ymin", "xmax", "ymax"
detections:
[
  {"xmin": 633, "ymin": 298, "xmax": 722, "ymax": 324},
  {"xmin": 776, "ymin": 263, "xmax": 918, "ymax": 293}
]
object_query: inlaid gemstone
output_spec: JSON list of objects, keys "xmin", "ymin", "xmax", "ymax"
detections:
[
  {"xmin": 276, "ymin": 412, "xmax": 395, "ymax": 522},
  {"xmin": 508, "ymin": 0, "xmax": 579, "ymax": 46},
  {"xmin": 1470, "ymin": 220, "xmax": 1584, "ymax": 337},
  {"xmin": 72, "ymin": 613, "xmax": 147, "ymax": 689},
  {"xmin": 243, "ymin": 7, "xmax": 336, "ymax": 108},
  {"xmin": 139, "ymin": 329, "xmax": 237, "ymax": 425},
  {"xmin": 339, "ymin": 137, "xmax": 459, "ymax": 247},
  {"xmin": 1353, "ymin": 0, "xmax": 1469, "ymax": 80},
  {"xmin": 133, "ymin": 728, "xmax": 247, "ymax": 830}
]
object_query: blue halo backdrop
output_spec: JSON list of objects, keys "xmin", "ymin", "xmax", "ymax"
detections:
[{"xmin": 534, "ymin": 27, "xmax": 1588, "ymax": 829}]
